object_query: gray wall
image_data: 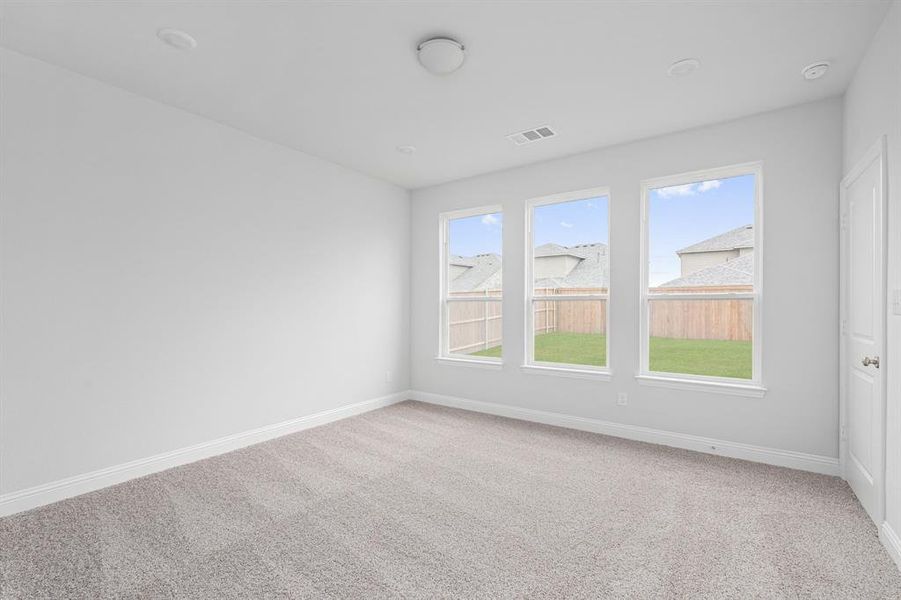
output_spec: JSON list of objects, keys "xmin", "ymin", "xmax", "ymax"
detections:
[
  {"xmin": 0, "ymin": 50, "xmax": 411, "ymax": 495},
  {"xmin": 411, "ymin": 97, "xmax": 843, "ymax": 458},
  {"xmin": 843, "ymin": 0, "xmax": 901, "ymax": 550}
]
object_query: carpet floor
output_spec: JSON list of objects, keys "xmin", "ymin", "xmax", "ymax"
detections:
[{"xmin": 1, "ymin": 400, "xmax": 899, "ymax": 599}]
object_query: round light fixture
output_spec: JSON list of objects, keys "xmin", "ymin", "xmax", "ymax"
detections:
[
  {"xmin": 801, "ymin": 62, "xmax": 830, "ymax": 80},
  {"xmin": 396, "ymin": 145, "xmax": 417, "ymax": 155},
  {"xmin": 417, "ymin": 38, "xmax": 465, "ymax": 76},
  {"xmin": 667, "ymin": 58, "xmax": 700, "ymax": 78},
  {"xmin": 157, "ymin": 28, "xmax": 197, "ymax": 50}
]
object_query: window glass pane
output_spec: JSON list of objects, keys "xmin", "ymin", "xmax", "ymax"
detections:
[
  {"xmin": 449, "ymin": 300, "xmax": 503, "ymax": 357},
  {"xmin": 648, "ymin": 174, "xmax": 754, "ymax": 293},
  {"xmin": 447, "ymin": 212, "xmax": 503, "ymax": 297},
  {"xmin": 445, "ymin": 211, "xmax": 502, "ymax": 358},
  {"xmin": 533, "ymin": 196, "xmax": 608, "ymax": 297},
  {"xmin": 532, "ymin": 299, "xmax": 606, "ymax": 367},
  {"xmin": 648, "ymin": 298, "xmax": 752, "ymax": 379}
]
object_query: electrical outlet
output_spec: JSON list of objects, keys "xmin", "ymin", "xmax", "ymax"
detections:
[
  {"xmin": 385, "ymin": 370, "xmax": 393, "ymax": 383},
  {"xmin": 616, "ymin": 393, "xmax": 628, "ymax": 406}
]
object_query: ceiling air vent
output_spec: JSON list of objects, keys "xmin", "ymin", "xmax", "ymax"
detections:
[{"xmin": 506, "ymin": 125, "xmax": 556, "ymax": 146}]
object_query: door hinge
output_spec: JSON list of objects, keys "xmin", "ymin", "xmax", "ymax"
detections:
[
  {"xmin": 841, "ymin": 319, "xmax": 848, "ymax": 335},
  {"xmin": 840, "ymin": 213, "xmax": 849, "ymax": 232},
  {"xmin": 840, "ymin": 426, "xmax": 847, "ymax": 441}
]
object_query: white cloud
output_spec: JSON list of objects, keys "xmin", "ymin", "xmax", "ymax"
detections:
[
  {"xmin": 698, "ymin": 179, "xmax": 722, "ymax": 192},
  {"xmin": 656, "ymin": 179, "xmax": 722, "ymax": 198},
  {"xmin": 481, "ymin": 214, "xmax": 499, "ymax": 225},
  {"xmin": 655, "ymin": 183, "xmax": 697, "ymax": 198},
  {"xmin": 560, "ymin": 221, "xmax": 574, "ymax": 228}
]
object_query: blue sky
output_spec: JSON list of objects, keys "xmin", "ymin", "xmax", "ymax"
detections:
[
  {"xmin": 448, "ymin": 212, "xmax": 503, "ymax": 256},
  {"xmin": 448, "ymin": 174, "xmax": 754, "ymax": 286},
  {"xmin": 534, "ymin": 196, "xmax": 608, "ymax": 247},
  {"xmin": 448, "ymin": 197, "xmax": 608, "ymax": 257},
  {"xmin": 648, "ymin": 173, "xmax": 755, "ymax": 285}
]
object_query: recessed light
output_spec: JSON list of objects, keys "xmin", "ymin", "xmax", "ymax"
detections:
[
  {"xmin": 417, "ymin": 38, "xmax": 465, "ymax": 76},
  {"xmin": 157, "ymin": 28, "xmax": 197, "ymax": 50},
  {"xmin": 667, "ymin": 58, "xmax": 700, "ymax": 78},
  {"xmin": 801, "ymin": 62, "xmax": 830, "ymax": 80},
  {"xmin": 396, "ymin": 145, "xmax": 417, "ymax": 155}
]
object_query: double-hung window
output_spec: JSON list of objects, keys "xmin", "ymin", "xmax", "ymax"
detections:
[
  {"xmin": 525, "ymin": 188, "xmax": 610, "ymax": 376},
  {"xmin": 439, "ymin": 206, "xmax": 503, "ymax": 365},
  {"xmin": 639, "ymin": 163, "xmax": 763, "ymax": 394}
]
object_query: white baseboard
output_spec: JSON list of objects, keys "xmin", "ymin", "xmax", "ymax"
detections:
[
  {"xmin": 881, "ymin": 522, "xmax": 901, "ymax": 571},
  {"xmin": 0, "ymin": 389, "xmax": 843, "ymax": 518},
  {"xmin": 0, "ymin": 390, "xmax": 411, "ymax": 518},
  {"xmin": 410, "ymin": 390, "xmax": 841, "ymax": 476}
]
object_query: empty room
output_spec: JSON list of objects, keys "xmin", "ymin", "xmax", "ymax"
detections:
[{"xmin": 1, "ymin": 0, "xmax": 901, "ymax": 597}]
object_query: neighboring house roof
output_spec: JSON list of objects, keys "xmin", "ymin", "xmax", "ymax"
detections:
[
  {"xmin": 449, "ymin": 253, "xmax": 503, "ymax": 292},
  {"xmin": 448, "ymin": 256, "xmax": 476, "ymax": 267},
  {"xmin": 677, "ymin": 224, "xmax": 753, "ymax": 255},
  {"xmin": 448, "ymin": 242, "xmax": 609, "ymax": 292},
  {"xmin": 660, "ymin": 252, "xmax": 754, "ymax": 287},
  {"xmin": 534, "ymin": 243, "xmax": 609, "ymax": 289},
  {"xmin": 534, "ymin": 242, "xmax": 584, "ymax": 259}
]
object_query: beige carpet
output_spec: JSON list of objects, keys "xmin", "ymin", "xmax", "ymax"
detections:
[{"xmin": 1, "ymin": 400, "xmax": 899, "ymax": 599}]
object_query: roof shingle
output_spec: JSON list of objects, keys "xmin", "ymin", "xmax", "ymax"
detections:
[
  {"xmin": 449, "ymin": 243, "xmax": 610, "ymax": 292},
  {"xmin": 677, "ymin": 225, "xmax": 753, "ymax": 255},
  {"xmin": 660, "ymin": 252, "xmax": 754, "ymax": 287}
]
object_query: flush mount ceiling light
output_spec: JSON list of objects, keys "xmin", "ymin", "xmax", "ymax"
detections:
[
  {"xmin": 667, "ymin": 58, "xmax": 700, "ymax": 78},
  {"xmin": 157, "ymin": 28, "xmax": 197, "ymax": 50},
  {"xmin": 396, "ymin": 145, "xmax": 417, "ymax": 155},
  {"xmin": 417, "ymin": 38, "xmax": 465, "ymax": 75},
  {"xmin": 801, "ymin": 61, "xmax": 830, "ymax": 80}
]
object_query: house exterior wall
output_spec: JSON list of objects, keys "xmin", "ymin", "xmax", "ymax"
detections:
[
  {"xmin": 680, "ymin": 250, "xmax": 740, "ymax": 277},
  {"xmin": 534, "ymin": 255, "xmax": 581, "ymax": 280}
]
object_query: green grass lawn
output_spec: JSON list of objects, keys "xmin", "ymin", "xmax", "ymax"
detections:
[{"xmin": 472, "ymin": 331, "xmax": 752, "ymax": 379}]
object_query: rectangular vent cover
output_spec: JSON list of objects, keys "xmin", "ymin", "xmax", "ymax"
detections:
[{"xmin": 506, "ymin": 125, "xmax": 556, "ymax": 146}]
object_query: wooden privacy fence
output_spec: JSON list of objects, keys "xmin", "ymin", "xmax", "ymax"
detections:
[
  {"xmin": 448, "ymin": 286, "xmax": 752, "ymax": 354},
  {"xmin": 448, "ymin": 291, "xmax": 503, "ymax": 354},
  {"xmin": 648, "ymin": 285, "xmax": 752, "ymax": 342},
  {"xmin": 534, "ymin": 288, "xmax": 608, "ymax": 335}
]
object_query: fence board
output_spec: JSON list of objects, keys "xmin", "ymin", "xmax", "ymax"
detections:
[
  {"xmin": 649, "ymin": 297, "xmax": 752, "ymax": 341},
  {"xmin": 447, "ymin": 286, "xmax": 753, "ymax": 351}
]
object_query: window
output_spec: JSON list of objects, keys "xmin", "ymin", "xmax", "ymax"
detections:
[
  {"xmin": 639, "ymin": 164, "xmax": 762, "ymax": 391},
  {"xmin": 439, "ymin": 206, "xmax": 503, "ymax": 364},
  {"xmin": 525, "ymin": 188, "xmax": 610, "ymax": 374}
]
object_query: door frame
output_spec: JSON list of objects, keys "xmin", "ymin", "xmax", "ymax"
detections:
[{"xmin": 839, "ymin": 135, "xmax": 888, "ymax": 524}]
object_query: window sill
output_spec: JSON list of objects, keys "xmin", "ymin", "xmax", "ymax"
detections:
[
  {"xmin": 635, "ymin": 374, "xmax": 766, "ymax": 398},
  {"xmin": 521, "ymin": 364, "xmax": 612, "ymax": 381},
  {"xmin": 434, "ymin": 356, "xmax": 503, "ymax": 370}
]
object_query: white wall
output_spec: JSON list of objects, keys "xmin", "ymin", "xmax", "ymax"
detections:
[
  {"xmin": 844, "ymin": 0, "xmax": 901, "ymax": 561},
  {"xmin": 0, "ymin": 50, "xmax": 411, "ymax": 495},
  {"xmin": 412, "ymin": 98, "xmax": 843, "ymax": 459}
]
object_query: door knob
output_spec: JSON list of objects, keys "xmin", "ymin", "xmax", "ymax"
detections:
[{"xmin": 862, "ymin": 356, "xmax": 880, "ymax": 368}]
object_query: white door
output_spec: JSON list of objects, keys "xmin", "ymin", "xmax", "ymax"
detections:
[{"xmin": 841, "ymin": 138, "xmax": 886, "ymax": 524}]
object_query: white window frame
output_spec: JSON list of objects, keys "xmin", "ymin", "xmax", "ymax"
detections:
[
  {"xmin": 523, "ymin": 187, "xmax": 612, "ymax": 380},
  {"xmin": 436, "ymin": 205, "xmax": 504, "ymax": 369},
  {"xmin": 637, "ymin": 162, "xmax": 766, "ymax": 397}
]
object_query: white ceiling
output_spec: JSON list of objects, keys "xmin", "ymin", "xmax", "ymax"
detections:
[{"xmin": 0, "ymin": 1, "xmax": 890, "ymax": 189}]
